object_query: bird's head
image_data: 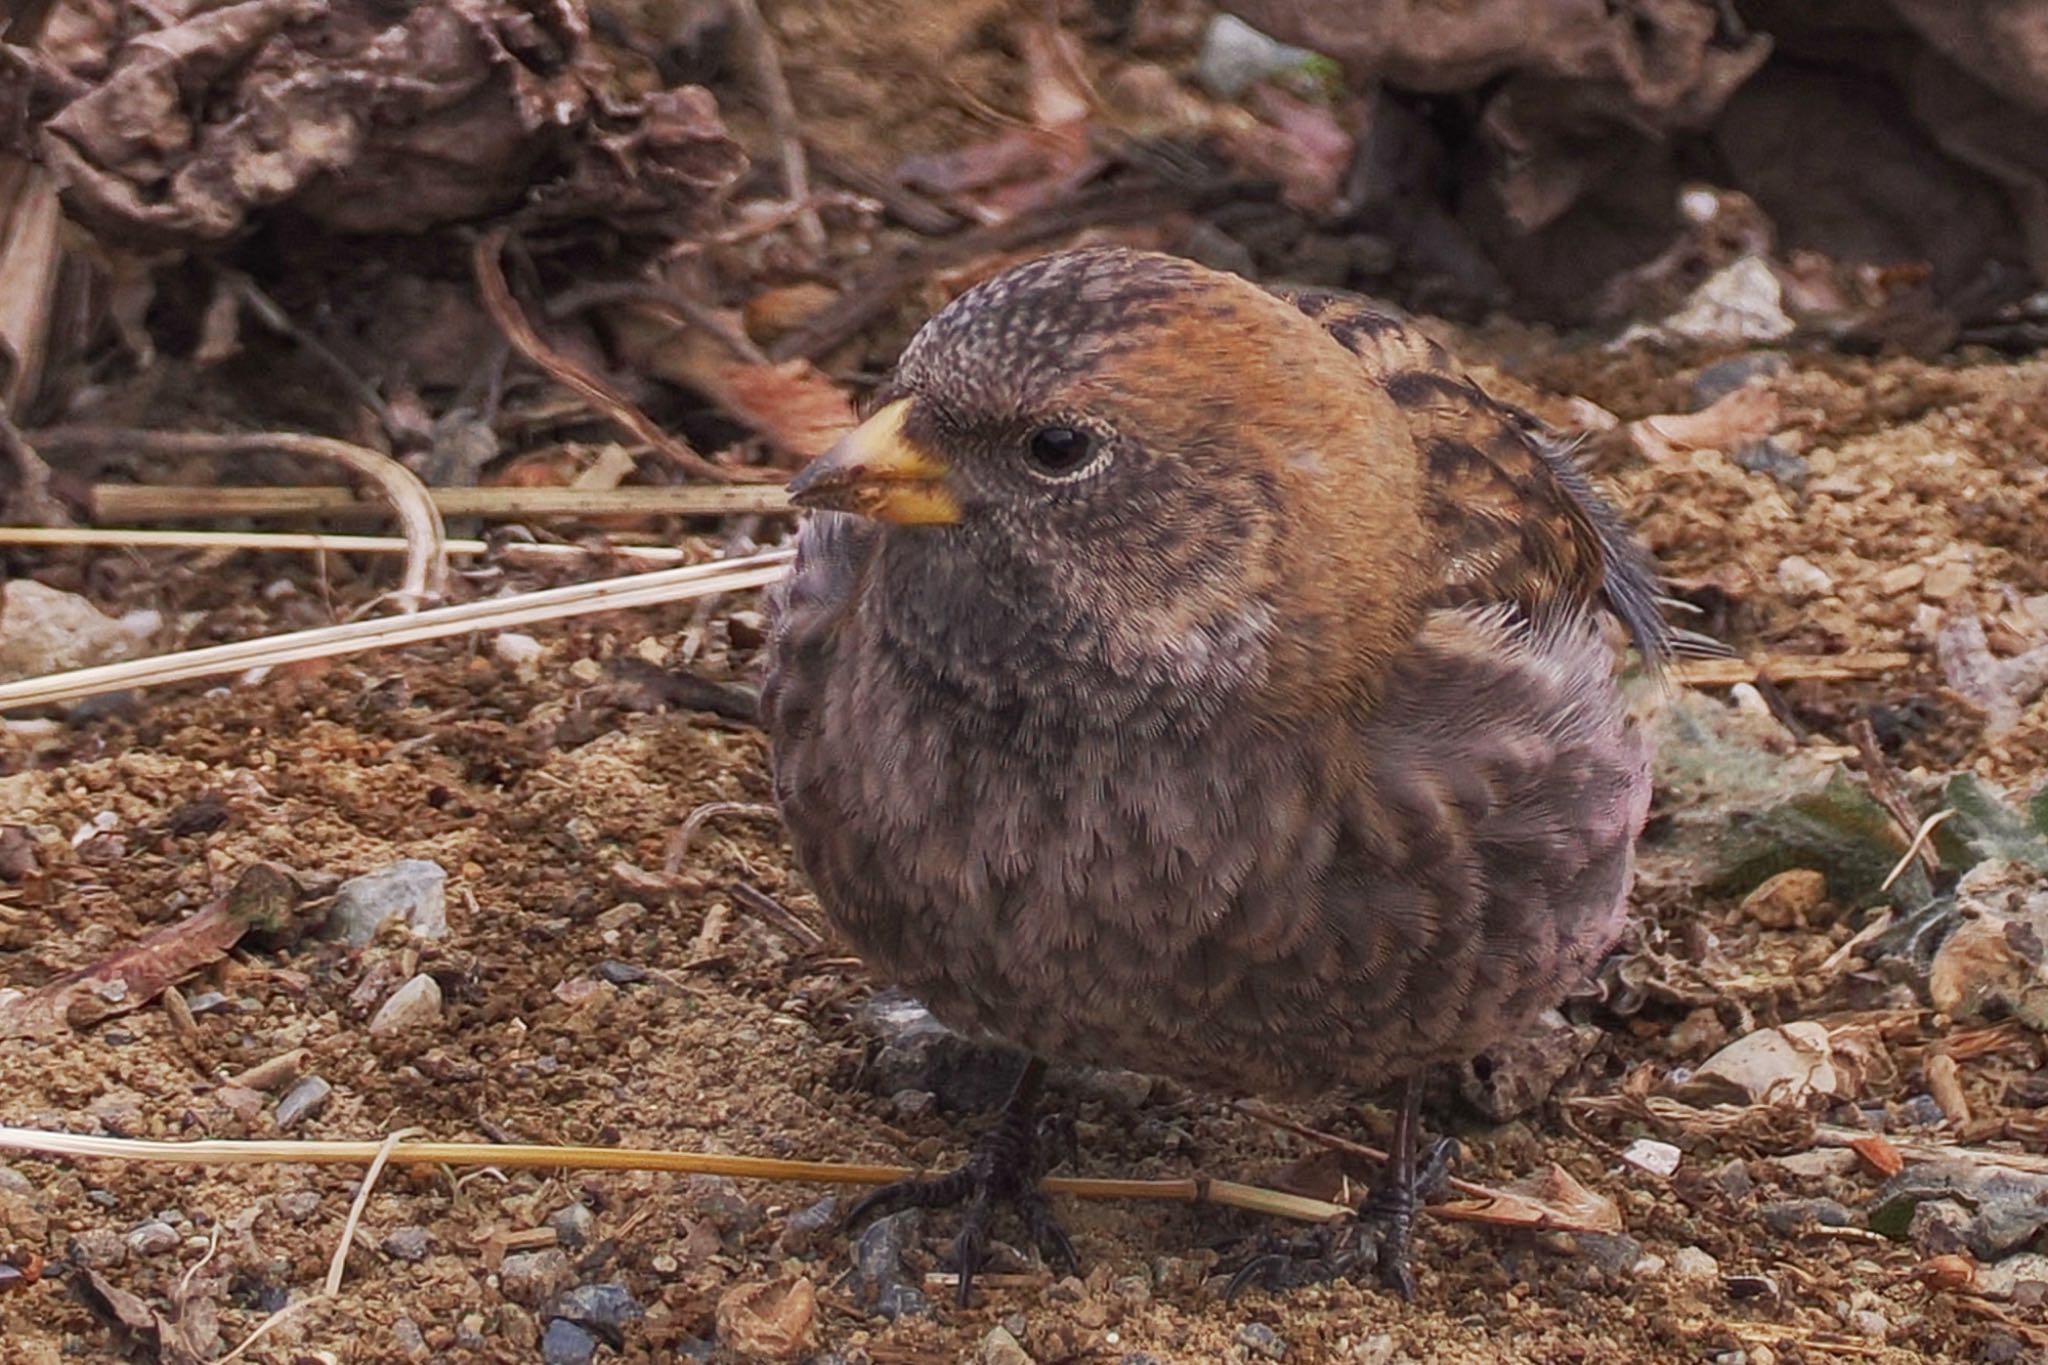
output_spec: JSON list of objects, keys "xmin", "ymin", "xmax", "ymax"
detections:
[{"xmin": 789, "ymin": 248, "xmax": 1432, "ymax": 692}]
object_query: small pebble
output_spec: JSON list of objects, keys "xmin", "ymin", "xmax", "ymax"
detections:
[
  {"xmin": 891, "ymin": 1088, "xmax": 936, "ymax": 1120},
  {"xmin": 1620, "ymin": 1138, "xmax": 1681, "ymax": 1177},
  {"xmin": 548, "ymin": 1282, "xmax": 646, "ymax": 1335},
  {"xmin": 1727, "ymin": 1274, "xmax": 1779, "ymax": 1302},
  {"xmin": 368, "ymin": 973, "xmax": 443, "ymax": 1036},
  {"xmin": 456, "ymin": 1314, "xmax": 488, "ymax": 1350},
  {"xmin": 68, "ymin": 1227, "xmax": 126, "ymax": 1269},
  {"xmin": 1572, "ymin": 1232, "xmax": 1644, "ymax": 1277},
  {"xmin": 1236, "ymin": 1322, "xmax": 1287, "ymax": 1359},
  {"xmin": 125, "ymin": 1221, "xmax": 179, "ymax": 1257},
  {"xmin": 1850, "ymin": 1308, "xmax": 1889, "ymax": 1340},
  {"xmin": 392, "ymin": 1316, "xmax": 429, "ymax": 1361},
  {"xmin": 541, "ymin": 1318, "xmax": 598, "ymax": 1365},
  {"xmin": 546, "ymin": 1202, "xmax": 596, "ymax": 1249},
  {"xmin": 279, "ymin": 1190, "xmax": 321, "ymax": 1221},
  {"xmin": 595, "ymin": 959, "xmax": 647, "ymax": 985},
  {"xmin": 980, "ymin": 1324, "xmax": 1035, "ymax": 1365},
  {"xmin": 1670, "ymin": 1246, "xmax": 1720, "ymax": 1282},
  {"xmin": 1195, "ymin": 13, "xmax": 1316, "ymax": 98},
  {"xmin": 1347, "ymin": 1337, "xmax": 1398, "ymax": 1365},
  {"xmin": 494, "ymin": 633, "xmax": 544, "ymax": 670},
  {"xmin": 382, "ymin": 1226, "xmax": 432, "ymax": 1262},
  {"xmin": 1691, "ymin": 352, "xmax": 1787, "ymax": 407},
  {"xmin": 1760, "ymin": 1198, "xmax": 1856, "ymax": 1235},
  {"xmin": 275, "ymin": 1075, "xmax": 333, "ymax": 1130},
  {"xmin": 327, "ymin": 860, "xmax": 449, "ymax": 946},
  {"xmin": 500, "ymin": 1249, "xmax": 575, "ymax": 1306}
]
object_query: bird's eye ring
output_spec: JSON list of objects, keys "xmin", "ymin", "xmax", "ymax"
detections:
[{"xmin": 1023, "ymin": 425, "xmax": 1102, "ymax": 481}]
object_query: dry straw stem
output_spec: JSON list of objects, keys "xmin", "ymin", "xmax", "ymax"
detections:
[
  {"xmin": 0, "ymin": 550, "xmax": 793, "ymax": 712},
  {"xmin": 0, "ymin": 1127, "xmax": 1347, "ymax": 1225},
  {"xmin": 88, "ymin": 481, "xmax": 792, "ymax": 521},
  {"xmin": 1667, "ymin": 652, "xmax": 1912, "ymax": 686},
  {"xmin": 0, "ymin": 525, "xmax": 698, "ymax": 564},
  {"xmin": 31, "ymin": 427, "xmax": 448, "ymax": 606}
]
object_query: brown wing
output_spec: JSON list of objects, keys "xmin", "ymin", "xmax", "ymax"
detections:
[{"xmin": 1282, "ymin": 288, "xmax": 1671, "ymax": 664}]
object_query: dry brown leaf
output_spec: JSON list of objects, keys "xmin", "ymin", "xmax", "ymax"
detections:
[
  {"xmin": 894, "ymin": 23, "xmax": 1099, "ymax": 223},
  {"xmin": 610, "ymin": 305, "xmax": 856, "ymax": 461},
  {"xmin": 1218, "ymin": 84, "xmax": 1355, "ymax": 215},
  {"xmin": 0, "ymin": 864, "xmax": 301, "ymax": 1039},
  {"xmin": 36, "ymin": 0, "xmax": 744, "ymax": 247},
  {"xmin": 1433, "ymin": 1163, "xmax": 1621, "ymax": 1235},
  {"xmin": 715, "ymin": 1276, "xmax": 817, "ymax": 1360},
  {"xmin": 1627, "ymin": 383, "xmax": 1782, "ymax": 462},
  {"xmin": 1851, "ymin": 1134, "xmax": 1905, "ymax": 1178}
]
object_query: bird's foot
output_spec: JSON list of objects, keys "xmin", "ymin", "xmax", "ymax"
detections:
[
  {"xmin": 1226, "ymin": 1135, "xmax": 1457, "ymax": 1302},
  {"xmin": 844, "ymin": 1058, "xmax": 1077, "ymax": 1305}
]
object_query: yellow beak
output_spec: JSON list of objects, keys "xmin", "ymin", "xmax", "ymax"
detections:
[{"xmin": 786, "ymin": 398, "xmax": 961, "ymax": 526}]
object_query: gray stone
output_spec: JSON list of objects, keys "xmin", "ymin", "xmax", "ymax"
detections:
[
  {"xmin": 1976, "ymin": 1253, "xmax": 2048, "ymax": 1302},
  {"xmin": 1760, "ymin": 1199, "xmax": 1857, "ymax": 1236},
  {"xmin": 382, "ymin": 1226, "xmax": 432, "ymax": 1262},
  {"xmin": 546, "ymin": 1202, "xmax": 596, "ymax": 1249},
  {"xmin": 392, "ymin": 1316, "xmax": 429, "ymax": 1360},
  {"xmin": 891, "ymin": 1089, "xmax": 936, "ymax": 1121},
  {"xmin": 279, "ymin": 1190, "xmax": 322, "ymax": 1221},
  {"xmin": 595, "ymin": 959, "xmax": 647, "ymax": 985},
  {"xmin": 1670, "ymin": 1246, "xmax": 1720, "ymax": 1282},
  {"xmin": 125, "ymin": 1220, "xmax": 180, "ymax": 1257},
  {"xmin": 500, "ymin": 1248, "xmax": 575, "ymax": 1306},
  {"xmin": 1691, "ymin": 353, "xmax": 1788, "ymax": 409},
  {"xmin": 541, "ymin": 1318, "xmax": 597, "ymax": 1365},
  {"xmin": 1573, "ymin": 1232, "xmax": 1645, "ymax": 1277},
  {"xmin": 981, "ymin": 1324, "xmax": 1035, "ymax": 1365},
  {"xmin": 1237, "ymin": 1321, "xmax": 1287, "ymax": 1359},
  {"xmin": 367, "ymin": 974, "xmax": 443, "ymax": 1037},
  {"xmin": 67, "ymin": 1227, "xmax": 126, "ymax": 1269},
  {"xmin": 548, "ymin": 1282, "xmax": 645, "ymax": 1337},
  {"xmin": 327, "ymin": 860, "xmax": 448, "ymax": 946},
  {"xmin": 1908, "ymin": 1199, "xmax": 1974, "ymax": 1256},
  {"xmin": 1732, "ymin": 439, "xmax": 1810, "ymax": 488},
  {"xmin": 849, "ymin": 1209, "xmax": 930, "ymax": 1321},
  {"xmin": 1196, "ymin": 13, "xmax": 1319, "ymax": 99},
  {"xmin": 1872, "ymin": 1163, "xmax": 2048, "ymax": 1258},
  {"xmin": 275, "ymin": 1075, "xmax": 333, "ymax": 1130}
]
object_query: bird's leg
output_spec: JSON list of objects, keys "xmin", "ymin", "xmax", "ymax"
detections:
[
  {"xmin": 1226, "ymin": 1076, "xmax": 1454, "ymax": 1301},
  {"xmin": 844, "ymin": 1055, "xmax": 1077, "ymax": 1305},
  {"xmin": 1356, "ymin": 1074, "xmax": 1453, "ymax": 1299}
]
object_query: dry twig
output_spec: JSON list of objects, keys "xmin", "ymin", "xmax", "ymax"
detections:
[
  {"xmin": 1851, "ymin": 715, "xmax": 1939, "ymax": 877},
  {"xmin": 473, "ymin": 229, "xmax": 771, "ymax": 484},
  {"xmin": 0, "ymin": 1126, "xmax": 1347, "ymax": 1225},
  {"xmin": 0, "ymin": 525, "xmax": 699, "ymax": 565},
  {"xmin": 1667, "ymin": 652, "xmax": 1914, "ymax": 687},
  {"xmin": 29, "ymin": 427, "xmax": 448, "ymax": 606},
  {"xmin": 0, "ymin": 550, "xmax": 793, "ymax": 712},
  {"xmin": 727, "ymin": 0, "xmax": 827, "ymax": 256},
  {"xmin": 85, "ymin": 481, "xmax": 790, "ymax": 522}
]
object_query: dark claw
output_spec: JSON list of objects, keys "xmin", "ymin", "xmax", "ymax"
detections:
[
  {"xmin": 1225, "ymin": 1077, "xmax": 1448, "ymax": 1302},
  {"xmin": 842, "ymin": 1056, "xmax": 1076, "ymax": 1306}
]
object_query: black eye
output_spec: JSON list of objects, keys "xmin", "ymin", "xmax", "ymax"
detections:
[{"xmin": 1023, "ymin": 425, "xmax": 1098, "ymax": 478}]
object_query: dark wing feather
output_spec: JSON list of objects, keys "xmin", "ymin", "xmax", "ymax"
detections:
[{"xmin": 1281, "ymin": 288, "xmax": 1673, "ymax": 666}]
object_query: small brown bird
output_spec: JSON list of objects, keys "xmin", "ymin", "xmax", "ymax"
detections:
[{"xmin": 764, "ymin": 247, "xmax": 1668, "ymax": 1299}]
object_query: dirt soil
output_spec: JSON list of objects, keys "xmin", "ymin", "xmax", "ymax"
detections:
[
  {"xmin": 2, "ymin": 342, "xmax": 2044, "ymax": 1365},
  {"xmin": 5, "ymin": 1, "xmax": 2048, "ymax": 1363}
]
